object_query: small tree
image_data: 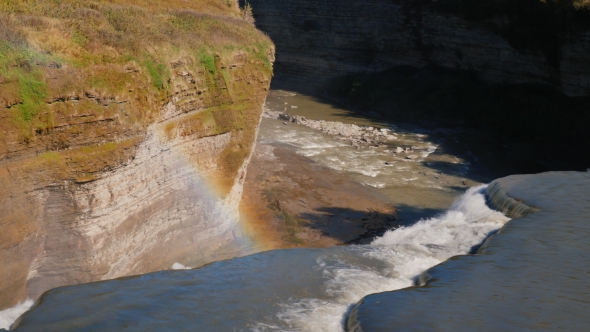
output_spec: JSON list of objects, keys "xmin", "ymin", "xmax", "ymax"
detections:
[{"xmin": 241, "ymin": 1, "xmax": 255, "ymax": 25}]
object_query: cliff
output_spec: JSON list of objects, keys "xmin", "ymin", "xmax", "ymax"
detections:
[
  {"xmin": 247, "ymin": 0, "xmax": 590, "ymax": 96},
  {"xmin": 247, "ymin": 0, "xmax": 590, "ymax": 170},
  {"xmin": 0, "ymin": 0, "xmax": 274, "ymax": 309}
]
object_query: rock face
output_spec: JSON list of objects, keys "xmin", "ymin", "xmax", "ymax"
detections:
[
  {"xmin": 247, "ymin": 0, "xmax": 590, "ymax": 96},
  {"xmin": 0, "ymin": 1, "xmax": 274, "ymax": 309}
]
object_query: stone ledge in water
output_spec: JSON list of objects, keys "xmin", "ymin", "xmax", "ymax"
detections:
[{"xmin": 346, "ymin": 171, "xmax": 590, "ymax": 331}]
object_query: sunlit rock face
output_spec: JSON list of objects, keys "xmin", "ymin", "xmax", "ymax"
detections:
[
  {"xmin": 0, "ymin": 1, "xmax": 274, "ymax": 309},
  {"xmin": 0, "ymin": 66, "xmax": 272, "ymax": 308},
  {"xmin": 247, "ymin": 0, "xmax": 590, "ymax": 96}
]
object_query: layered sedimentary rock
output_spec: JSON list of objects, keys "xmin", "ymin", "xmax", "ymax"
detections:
[
  {"xmin": 0, "ymin": 1, "xmax": 274, "ymax": 309},
  {"xmin": 247, "ymin": 0, "xmax": 590, "ymax": 96}
]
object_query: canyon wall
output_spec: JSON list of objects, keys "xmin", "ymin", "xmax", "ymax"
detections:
[
  {"xmin": 0, "ymin": 1, "xmax": 274, "ymax": 309},
  {"xmin": 247, "ymin": 0, "xmax": 590, "ymax": 96}
]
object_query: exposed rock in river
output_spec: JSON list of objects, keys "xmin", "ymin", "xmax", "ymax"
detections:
[{"xmin": 263, "ymin": 110, "xmax": 396, "ymax": 149}]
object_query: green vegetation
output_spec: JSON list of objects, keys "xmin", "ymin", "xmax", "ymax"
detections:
[
  {"xmin": 0, "ymin": 0, "xmax": 273, "ymax": 200},
  {"xmin": 249, "ymin": 42, "xmax": 274, "ymax": 74},
  {"xmin": 0, "ymin": 0, "xmax": 273, "ymax": 143},
  {"xmin": 0, "ymin": 40, "xmax": 49, "ymax": 137},
  {"xmin": 15, "ymin": 71, "xmax": 48, "ymax": 122},
  {"xmin": 144, "ymin": 57, "xmax": 169, "ymax": 90},
  {"xmin": 199, "ymin": 49, "xmax": 217, "ymax": 75}
]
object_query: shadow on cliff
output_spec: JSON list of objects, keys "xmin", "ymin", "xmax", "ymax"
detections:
[
  {"xmin": 274, "ymin": 64, "xmax": 590, "ymax": 174},
  {"xmin": 271, "ymin": 78, "xmax": 392, "ymax": 126}
]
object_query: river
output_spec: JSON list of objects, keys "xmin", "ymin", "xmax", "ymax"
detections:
[{"xmin": 260, "ymin": 90, "xmax": 487, "ymax": 223}]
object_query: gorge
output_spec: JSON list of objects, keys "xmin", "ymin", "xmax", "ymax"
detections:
[{"xmin": 1, "ymin": 0, "xmax": 590, "ymax": 331}]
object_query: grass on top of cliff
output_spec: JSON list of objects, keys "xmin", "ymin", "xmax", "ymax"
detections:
[{"xmin": 0, "ymin": 0, "xmax": 273, "ymax": 137}]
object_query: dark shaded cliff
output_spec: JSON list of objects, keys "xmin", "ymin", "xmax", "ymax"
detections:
[
  {"xmin": 246, "ymin": 0, "xmax": 590, "ymax": 96},
  {"xmin": 246, "ymin": 0, "xmax": 590, "ymax": 170}
]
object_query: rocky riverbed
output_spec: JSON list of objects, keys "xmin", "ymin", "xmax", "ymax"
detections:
[
  {"xmin": 241, "ymin": 141, "xmax": 397, "ymax": 249},
  {"xmin": 240, "ymin": 90, "xmax": 486, "ymax": 250},
  {"xmin": 263, "ymin": 110, "xmax": 436, "ymax": 162}
]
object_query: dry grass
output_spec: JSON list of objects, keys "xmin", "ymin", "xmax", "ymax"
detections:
[
  {"xmin": 0, "ymin": 0, "xmax": 273, "ymax": 134},
  {"xmin": 0, "ymin": 0, "xmax": 273, "ymax": 196}
]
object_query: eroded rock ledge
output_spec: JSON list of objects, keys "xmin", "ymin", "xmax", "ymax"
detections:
[{"xmin": 346, "ymin": 171, "xmax": 590, "ymax": 331}]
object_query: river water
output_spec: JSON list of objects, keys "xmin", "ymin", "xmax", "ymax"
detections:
[
  {"xmin": 11, "ymin": 185, "xmax": 509, "ymax": 331},
  {"xmin": 4, "ymin": 90, "xmax": 515, "ymax": 331},
  {"xmin": 261, "ymin": 90, "xmax": 482, "ymax": 223},
  {"xmin": 348, "ymin": 172, "xmax": 590, "ymax": 331}
]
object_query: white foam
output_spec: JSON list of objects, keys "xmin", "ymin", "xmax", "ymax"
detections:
[
  {"xmin": 402, "ymin": 177, "xmax": 418, "ymax": 182},
  {"xmin": 420, "ymin": 145, "xmax": 438, "ymax": 158},
  {"xmin": 172, "ymin": 262, "xmax": 191, "ymax": 270},
  {"xmin": 256, "ymin": 185, "xmax": 509, "ymax": 332},
  {"xmin": 354, "ymin": 169, "xmax": 379, "ymax": 177},
  {"xmin": 365, "ymin": 182, "xmax": 386, "ymax": 188},
  {"xmin": 0, "ymin": 299, "xmax": 34, "ymax": 330}
]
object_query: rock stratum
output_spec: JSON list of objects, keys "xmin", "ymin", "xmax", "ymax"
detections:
[
  {"xmin": 0, "ymin": 0, "xmax": 274, "ymax": 309},
  {"xmin": 247, "ymin": 0, "xmax": 590, "ymax": 96}
]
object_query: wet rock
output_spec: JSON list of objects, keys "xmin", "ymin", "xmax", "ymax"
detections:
[
  {"xmin": 263, "ymin": 110, "xmax": 282, "ymax": 119},
  {"xmin": 395, "ymin": 147, "xmax": 404, "ymax": 154},
  {"xmin": 264, "ymin": 111, "xmax": 401, "ymax": 146},
  {"xmin": 406, "ymin": 155, "xmax": 419, "ymax": 160}
]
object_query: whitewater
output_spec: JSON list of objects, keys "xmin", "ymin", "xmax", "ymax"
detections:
[{"xmin": 251, "ymin": 184, "xmax": 509, "ymax": 331}]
